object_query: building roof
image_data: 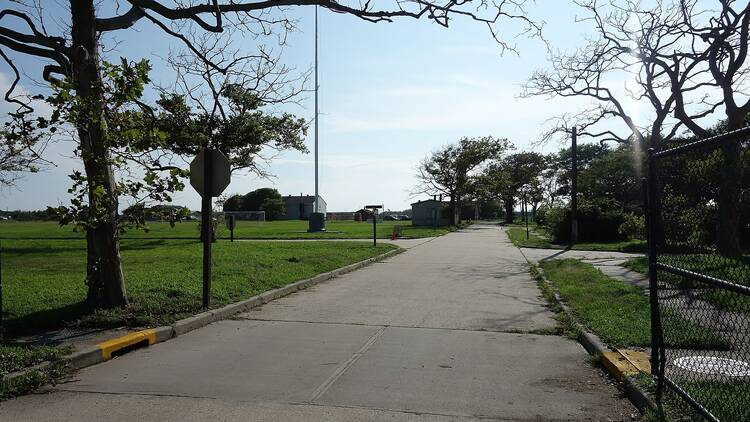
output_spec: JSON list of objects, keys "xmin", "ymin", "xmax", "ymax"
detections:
[
  {"xmin": 410, "ymin": 199, "xmax": 447, "ymax": 206},
  {"xmin": 284, "ymin": 195, "xmax": 324, "ymax": 205}
]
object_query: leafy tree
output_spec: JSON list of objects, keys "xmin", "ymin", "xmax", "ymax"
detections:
[
  {"xmin": 578, "ymin": 146, "xmax": 643, "ymax": 214},
  {"xmin": 222, "ymin": 194, "xmax": 244, "ymax": 212},
  {"xmin": 0, "ymin": 105, "xmax": 51, "ymax": 186},
  {"xmin": 415, "ymin": 136, "xmax": 510, "ymax": 225},
  {"xmin": 223, "ymin": 188, "xmax": 285, "ymax": 220},
  {"xmin": 482, "ymin": 151, "xmax": 546, "ymax": 223},
  {"xmin": 549, "ymin": 143, "xmax": 610, "ymax": 198},
  {"xmin": 260, "ymin": 197, "xmax": 285, "ymax": 221}
]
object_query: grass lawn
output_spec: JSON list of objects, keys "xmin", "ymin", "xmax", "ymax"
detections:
[
  {"xmin": 0, "ymin": 220, "xmax": 454, "ymax": 240},
  {"xmin": 2, "ymin": 239, "xmax": 395, "ymax": 337},
  {"xmin": 624, "ymin": 256, "xmax": 750, "ymax": 313},
  {"xmin": 539, "ymin": 259, "xmax": 728, "ymax": 349},
  {"xmin": 637, "ymin": 373, "xmax": 750, "ymax": 422},
  {"xmin": 506, "ymin": 225, "xmax": 646, "ymax": 252},
  {"xmin": 0, "ymin": 344, "xmax": 71, "ymax": 399}
]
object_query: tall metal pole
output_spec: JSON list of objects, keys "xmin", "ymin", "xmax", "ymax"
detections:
[
  {"xmin": 202, "ymin": 149, "xmax": 213, "ymax": 309},
  {"xmin": 314, "ymin": 5, "xmax": 319, "ymax": 214},
  {"xmin": 571, "ymin": 127, "xmax": 578, "ymax": 244}
]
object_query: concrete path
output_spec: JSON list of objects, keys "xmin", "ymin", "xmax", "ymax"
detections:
[
  {"xmin": 1, "ymin": 225, "xmax": 636, "ymax": 421},
  {"xmin": 520, "ymin": 247, "xmax": 643, "ymax": 264}
]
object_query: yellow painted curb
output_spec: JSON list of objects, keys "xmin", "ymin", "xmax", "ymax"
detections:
[
  {"xmin": 601, "ymin": 350, "xmax": 651, "ymax": 380},
  {"xmin": 96, "ymin": 329, "xmax": 157, "ymax": 360}
]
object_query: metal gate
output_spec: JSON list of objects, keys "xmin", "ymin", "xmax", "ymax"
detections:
[{"xmin": 645, "ymin": 127, "xmax": 750, "ymax": 421}]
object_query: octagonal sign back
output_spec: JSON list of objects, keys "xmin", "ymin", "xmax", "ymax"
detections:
[{"xmin": 190, "ymin": 149, "xmax": 231, "ymax": 197}]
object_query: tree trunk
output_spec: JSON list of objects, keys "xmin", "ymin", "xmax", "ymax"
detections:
[
  {"xmin": 717, "ymin": 138, "xmax": 743, "ymax": 257},
  {"xmin": 71, "ymin": 0, "xmax": 128, "ymax": 308},
  {"xmin": 448, "ymin": 196, "xmax": 457, "ymax": 225},
  {"xmin": 504, "ymin": 198, "xmax": 514, "ymax": 224}
]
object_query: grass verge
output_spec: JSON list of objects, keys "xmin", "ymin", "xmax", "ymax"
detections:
[
  {"xmin": 528, "ymin": 264, "xmax": 581, "ymax": 340},
  {"xmin": 0, "ymin": 345, "xmax": 72, "ymax": 399},
  {"xmin": 539, "ymin": 259, "xmax": 728, "ymax": 349}
]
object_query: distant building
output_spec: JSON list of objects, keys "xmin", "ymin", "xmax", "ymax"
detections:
[
  {"xmin": 353, "ymin": 208, "xmax": 374, "ymax": 222},
  {"xmin": 326, "ymin": 212, "xmax": 355, "ymax": 221},
  {"xmin": 411, "ymin": 199, "xmax": 450, "ymax": 226},
  {"xmin": 282, "ymin": 194, "xmax": 326, "ymax": 220}
]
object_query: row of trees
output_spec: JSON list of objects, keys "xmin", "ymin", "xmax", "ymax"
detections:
[
  {"xmin": 415, "ymin": 136, "xmax": 644, "ymax": 242},
  {"xmin": 222, "ymin": 188, "xmax": 285, "ymax": 220}
]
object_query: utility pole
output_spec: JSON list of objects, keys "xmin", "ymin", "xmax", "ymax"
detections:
[{"xmin": 571, "ymin": 126, "xmax": 579, "ymax": 244}]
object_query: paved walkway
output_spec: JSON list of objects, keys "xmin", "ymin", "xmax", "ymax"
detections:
[{"xmin": 1, "ymin": 225, "xmax": 636, "ymax": 421}]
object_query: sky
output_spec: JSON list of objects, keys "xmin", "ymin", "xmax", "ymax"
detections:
[{"xmin": 0, "ymin": 1, "xmax": 643, "ymax": 212}]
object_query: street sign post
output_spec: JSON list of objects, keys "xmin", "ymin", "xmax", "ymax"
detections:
[
  {"xmin": 226, "ymin": 214, "xmax": 236, "ymax": 242},
  {"xmin": 365, "ymin": 204, "xmax": 383, "ymax": 247},
  {"xmin": 190, "ymin": 149, "xmax": 231, "ymax": 309}
]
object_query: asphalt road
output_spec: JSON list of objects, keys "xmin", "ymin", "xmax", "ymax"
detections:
[{"xmin": 1, "ymin": 225, "xmax": 636, "ymax": 421}]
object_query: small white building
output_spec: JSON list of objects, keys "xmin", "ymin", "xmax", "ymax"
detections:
[
  {"xmin": 411, "ymin": 199, "xmax": 450, "ymax": 226},
  {"xmin": 282, "ymin": 195, "xmax": 327, "ymax": 220}
]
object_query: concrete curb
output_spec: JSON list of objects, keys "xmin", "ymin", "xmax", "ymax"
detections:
[
  {"xmin": 3, "ymin": 247, "xmax": 405, "ymax": 386},
  {"xmin": 534, "ymin": 264, "xmax": 657, "ymax": 414}
]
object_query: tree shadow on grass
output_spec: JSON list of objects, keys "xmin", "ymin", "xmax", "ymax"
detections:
[{"xmin": 4, "ymin": 301, "xmax": 92, "ymax": 341}]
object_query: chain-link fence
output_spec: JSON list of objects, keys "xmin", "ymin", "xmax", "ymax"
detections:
[{"xmin": 646, "ymin": 127, "xmax": 750, "ymax": 421}]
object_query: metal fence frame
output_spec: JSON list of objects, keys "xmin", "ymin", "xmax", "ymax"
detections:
[{"xmin": 645, "ymin": 126, "xmax": 750, "ymax": 421}]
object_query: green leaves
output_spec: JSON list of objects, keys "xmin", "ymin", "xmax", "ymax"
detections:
[{"xmin": 149, "ymin": 85, "xmax": 307, "ymax": 174}]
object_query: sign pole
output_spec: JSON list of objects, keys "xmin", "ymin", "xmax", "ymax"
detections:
[
  {"xmin": 202, "ymin": 149, "xmax": 213, "ymax": 309},
  {"xmin": 524, "ymin": 192, "xmax": 529, "ymax": 240},
  {"xmin": 571, "ymin": 126, "xmax": 578, "ymax": 244},
  {"xmin": 373, "ymin": 211, "xmax": 377, "ymax": 247}
]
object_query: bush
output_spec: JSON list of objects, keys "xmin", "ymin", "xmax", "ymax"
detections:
[
  {"xmin": 534, "ymin": 206, "xmax": 549, "ymax": 226},
  {"xmin": 619, "ymin": 213, "xmax": 645, "ymax": 240},
  {"xmin": 544, "ymin": 206, "xmax": 626, "ymax": 243}
]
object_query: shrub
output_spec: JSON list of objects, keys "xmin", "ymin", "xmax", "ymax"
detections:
[
  {"xmin": 544, "ymin": 206, "xmax": 626, "ymax": 243},
  {"xmin": 534, "ymin": 206, "xmax": 549, "ymax": 226},
  {"xmin": 619, "ymin": 213, "xmax": 646, "ymax": 240}
]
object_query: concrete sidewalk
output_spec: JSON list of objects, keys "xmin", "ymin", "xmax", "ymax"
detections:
[{"xmin": 1, "ymin": 225, "xmax": 636, "ymax": 421}]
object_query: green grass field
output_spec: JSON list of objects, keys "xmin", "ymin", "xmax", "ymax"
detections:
[
  {"xmin": 540, "ymin": 259, "xmax": 728, "ymax": 349},
  {"xmin": 0, "ymin": 220, "xmax": 452, "ymax": 240},
  {"xmin": 1, "ymin": 238, "xmax": 395, "ymax": 338}
]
